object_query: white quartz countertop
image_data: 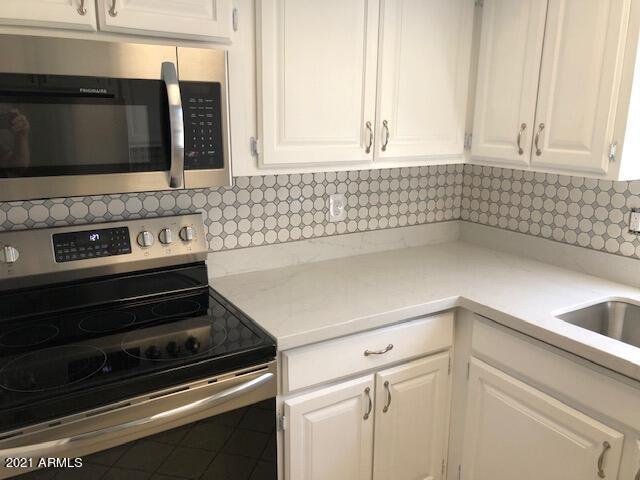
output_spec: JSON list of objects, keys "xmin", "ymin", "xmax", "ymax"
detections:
[{"xmin": 211, "ymin": 241, "xmax": 640, "ymax": 381}]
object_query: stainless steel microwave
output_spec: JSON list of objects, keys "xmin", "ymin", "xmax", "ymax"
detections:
[{"xmin": 0, "ymin": 35, "xmax": 231, "ymax": 202}]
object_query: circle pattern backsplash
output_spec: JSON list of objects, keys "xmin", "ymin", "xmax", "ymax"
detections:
[{"xmin": 1, "ymin": 164, "xmax": 639, "ymax": 259}]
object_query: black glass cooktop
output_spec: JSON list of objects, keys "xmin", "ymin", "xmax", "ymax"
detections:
[{"xmin": 0, "ymin": 265, "xmax": 275, "ymax": 431}]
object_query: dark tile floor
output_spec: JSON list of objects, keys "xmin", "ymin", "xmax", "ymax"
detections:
[{"xmin": 13, "ymin": 400, "xmax": 277, "ymax": 480}]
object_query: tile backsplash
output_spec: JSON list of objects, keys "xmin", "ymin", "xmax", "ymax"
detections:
[
  {"xmin": 462, "ymin": 165, "xmax": 640, "ymax": 258},
  {"xmin": 1, "ymin": 164, "xmax": 639, "ymax": 260},
  {"xmin": 0, "ymin": 166, "xmax": 464, "ymax": 251}
]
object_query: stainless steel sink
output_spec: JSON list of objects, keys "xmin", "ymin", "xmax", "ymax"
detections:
[{"xmin": 558, "ymin": 301, "xmax": 640, "ymax": 348}]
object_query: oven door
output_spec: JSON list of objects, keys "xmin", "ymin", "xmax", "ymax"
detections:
[
  {"xmin": 0, "ymin": 361, "xmax": 277, "ymax": 480},
  {"xmin": 0, "ymin": 35, "xmax": 184, "ymax": 202}
]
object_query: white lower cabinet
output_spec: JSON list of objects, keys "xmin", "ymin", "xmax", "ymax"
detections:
[
  {"xmin": 373, "ymin": 353, "xmax": 450, "ymax": 480},
  {"xmin": 283, "ymin": 374, "xmax": 375, "ymax": 480},
  {"xmin": 283, "ymin": 352, "xmax": 451, "ymax": 480},
  {"xmin": 461, "ymin": 358, "xmax": 624, "ymax": 480}
]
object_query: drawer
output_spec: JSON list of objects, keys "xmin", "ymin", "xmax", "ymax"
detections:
[{"xmin": 281, "ymin": 311, "xmax": 453, "ymax": 393}]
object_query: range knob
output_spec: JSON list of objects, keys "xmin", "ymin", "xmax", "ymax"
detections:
[
  {"xmin": 159, "ymin": 228, "xmax": 173, "ymax": 245},
  {"xmin": 185, "ymin": 336, "xmax": 200, "ymax": 354},
  {"xmin": 0, "ymin": 246, "xmax": 19, "ymax": 264},
  {"xmin": 137, "ymin": 231, "xmax": 155, "ymax": 248},
  {"xmin": 179, "ymin": 226, "xmax": 195, "ymax": 242}
]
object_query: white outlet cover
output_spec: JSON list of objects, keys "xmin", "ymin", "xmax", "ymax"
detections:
[
  {"xmin": 329, "ymin": 194, "xmax": 347, "ymax": 222},
  {"xmin": 630, "ymin": 210, "xmax": 640, "ymax": 233}
]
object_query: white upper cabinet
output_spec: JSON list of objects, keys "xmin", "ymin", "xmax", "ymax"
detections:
[
  {"xmin": 256, "ymin": 0, "xmax": 474, "ymax": 169},
  {"xmin": 471, "ymin": 0, "xmax": 547, "ymax": 166},
  {"xmin": 257, "ymin": 0, "xmax": 379, "ymax": 166},
  {"xmin": 471, "ymin": 0, "xmax": 640, "ymax": 180},
  {"xmin": 375, "ymin": 0, "xmax": 474, "ymax": 161},
  {"xmin": 284, "ymin": 374, "xmax": 375, "ymax": 480},
  {"xmin": 462, "ymin": 359, "xmax": 624, "ymax": 480},
  {"xmin": 532, "ymin": 0, "xmax": 629, "ymax": 174},
  {"xmin": 0, "ymin": 0, "xmax": 97, "ymax": 31},
  {"xmin": 372, "ymin": 353, "xmax": 450, "ymax": 480},
  {"xmin": 96, "ymin": 0, "xmax": 233, "ymax": 41}
]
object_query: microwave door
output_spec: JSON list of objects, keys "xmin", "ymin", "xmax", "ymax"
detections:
[{"xmin": 0, "ymin": 36, "xmax": 181, "ymax": 202}]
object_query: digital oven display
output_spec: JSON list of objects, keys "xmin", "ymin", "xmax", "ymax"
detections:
[{"xmin": 52, "ymin": 227, "xmax": 132, "ymax": 263}]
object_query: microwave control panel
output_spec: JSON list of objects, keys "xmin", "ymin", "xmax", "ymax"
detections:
[{"xmin": 181, "ymin": 81, "xmax": 225, "ymax": 171}]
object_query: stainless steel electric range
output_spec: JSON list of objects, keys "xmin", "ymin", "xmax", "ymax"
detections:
[{"xmin": 0, "ymin": 214, "xmax": 276, "ymax": 480}]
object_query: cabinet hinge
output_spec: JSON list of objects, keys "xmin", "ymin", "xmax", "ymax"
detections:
[
  {"xmin": 464, "ymin": 133, "xmax": 472, "ymax": 151},
  {"xmin": 458, "ymin": 465, "xmax": 462, "ymax": 480},
  {"xmin": 448, "ymin": 357, "xmax": 452, "ymax": 375},
  {"xmin": 475, "ymin": 0, "xmax": 484, "ymax": 8},
  {"xmin": 250, "ymin": 137, "xmax": 261, "ymax": 157},
  {"xmin": 609, "ymin": 141, "xmax": 617, "ymax": 162},
  {"xmin": 442, "ymin": 459, "xmax": 446, "ymax": 475},
  {"xmin": 466, "ymin": 362, "xmax": 470, "ymax": 380},
  {"xmin": 232, "ymin": 7, "xmax": 239, "ymax": 31},
  {"xmin": 278, "ymin": 414, "xmax": 286, "ymax": 431}
]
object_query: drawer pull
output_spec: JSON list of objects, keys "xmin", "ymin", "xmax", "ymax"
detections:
[
  {"xmin": 363, "ymin": 387, "xmax": 372, "ymax": 420},
  {"xmin": 597, "ymin": 441, "xmax": 611, "ymax": 478},
  {"xmin": 383, "ymin": 380, "xmax": 392, "ymax": 413},
  {"xmin": 364, "ymin": 344, "xmax": 394, "ymax": 357}
]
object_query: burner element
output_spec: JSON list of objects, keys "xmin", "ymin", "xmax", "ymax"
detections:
[
  {"xmin": 0, "ymin": 324, "xmax": 59, "ymax": 348},
  {"xmin": 151, "ymin": 299, "xmax": 202, "ymax": 318},
  {"xmin": 79, "ymin": 311, "xmax": 136, "ymax": 333},
  {"xmin": 0, "ymin": 345, "xmax": 107, "ymax": 393}
]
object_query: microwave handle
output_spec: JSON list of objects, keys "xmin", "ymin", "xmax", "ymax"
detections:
[{"xmin": 161, "ymin": 62, "xmax": 184, "ymax": 189}]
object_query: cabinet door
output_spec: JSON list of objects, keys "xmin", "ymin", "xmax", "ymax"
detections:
[
  {"xmin": 284, "ymin": 375, "xmax": 374, "ymax": 480},
  {"xmin": 376, "ymin": 0, "xmax": 474, "ymax": 161},
  {"xmin": 97, "ymin": 0, "xmax": 232, "ymax": 41},
  {"xmin": 531, "ymin": 0, "xmax": 630, "ymax": 174},
  {"xmin": 257, "ymin": 0, "xmax": 379, "ymax": 166},
  {"xmin": 0, "ymin": 0, "xmax": 96, "ymax": 30},
  {"xmin": 462, "ymin": 359, "xmax": 624, "ymax": 480},
  {"xmin": 471, "ymin": 0, "xmax": 547, "ymax": 166},
  {"xmin": 373, "ymin": 353, "xmax": 450, "ymax": 480}
]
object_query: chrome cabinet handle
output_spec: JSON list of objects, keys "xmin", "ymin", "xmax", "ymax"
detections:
[
  {"xmin": 382, "ymin": 380, "xmax": 392, "ymax": 413},
  {"xmin": 381, "ymin": 120, "xmax": 390, "ymax": 152},
  {"xmin": 534, "ymin": 123, "xmax": 545, "ymax": 156},
  {"xmin": 364, "ymin": 344, "xmax": 394, "ymax": 357},
  {"xmin": 597, "ymin": 441, "xmax": 611, "ymax": 478},
  {"xmin": 108, "ymin": 0, "xmax": 118, "ymax": 17},
  {"xmin": 0, "ymin": 372, "xmax": 273, "ymax": 459},
  {"xmin": 161, "ymin": 62, "xmax": 185, "ymax": 189},
  {"xmin": 365, "ymin": 121, "xmax": 373, "ymax": 154},
  {"xmin": 517, "ymin": 123, "xmax": 526, "ymax": 155},
  {"xmin": 363, "ymin": 387, "xmax": 373, "ymax": 420},
  {"xmin": 77, "ymin": 0, "xmax": 87, "ymax": 15}
]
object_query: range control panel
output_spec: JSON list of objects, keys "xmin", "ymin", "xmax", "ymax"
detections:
[
  {"xmin": 181, "ymin": 81, "xmax": 225, "ymax": 171},
  {"xmin": 0, "ymin": 214, "xmax": 209, "ymax": 291},
  {"xmin": 53, "ymin": 227, "xmax": 131, "ymax": 263}
]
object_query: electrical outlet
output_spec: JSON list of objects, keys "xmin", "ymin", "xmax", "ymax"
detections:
[
  {"xmin": 630, "ymin": 209, "xmax": 640, "ymax": 233},
  {"xmin": 329, "ymin": 194, "xmax": 347, "ymax": 222}
]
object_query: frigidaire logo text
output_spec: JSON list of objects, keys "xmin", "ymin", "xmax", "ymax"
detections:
[{"xmin": 79, "ymin": 88, "xmax": 108, "ymax": 94}]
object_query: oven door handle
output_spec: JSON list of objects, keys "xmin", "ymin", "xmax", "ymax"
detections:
[
  {"xmin": 161, "ymin": 61, "xmax": 185, "ymax": 189},
  {"xmin": 0, "ymin": 372, "xmax": 273, "ymax": 459}
]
